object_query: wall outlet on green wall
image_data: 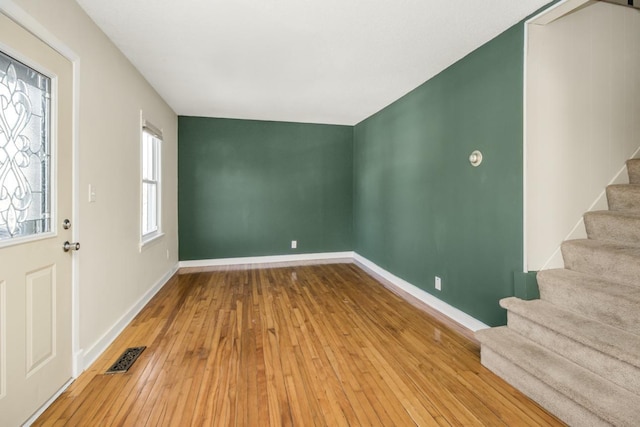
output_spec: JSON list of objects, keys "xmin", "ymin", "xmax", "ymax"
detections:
[
  {"xmin": 291, "ymin": 240, "xmax": 297, "ymax": 249},
  {"xmin": 435, "ymin": 276, "xmax": 442, "ymax": 291}
]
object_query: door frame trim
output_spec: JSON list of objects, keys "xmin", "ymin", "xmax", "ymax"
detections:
[{"xmin": 0, "ymin": 1, "xmax": 83, "ymax": 377}]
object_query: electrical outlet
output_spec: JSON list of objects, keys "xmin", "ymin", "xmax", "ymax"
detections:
[
  {"xmin": 166, "ymin": 249, "xmax": 170, "ymax": 260},
  {"xmin": 291, "ymin": 240, "xmax": 297, "ymax": 249},
  {"xmin": 435, "ymin": 276, "xmax": 442, "ymax": 291}
]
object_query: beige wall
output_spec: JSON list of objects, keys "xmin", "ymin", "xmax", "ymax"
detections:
[
  {"xmin": 2, "ymin": 0, "xmax": 179, "ymax": 368},
  {"xmin": 526, "ymin": 1, "xmax": 640, "ymax": 270}
]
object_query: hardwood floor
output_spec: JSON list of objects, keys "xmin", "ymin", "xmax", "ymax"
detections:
[{"xmin": 34, "ymin": 263, "xmax": 563, "ymax": 426}]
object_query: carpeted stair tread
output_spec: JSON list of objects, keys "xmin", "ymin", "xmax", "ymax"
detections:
[
  {"xmin": 628, "ymin": 158, "xmax": 640, "ymax": 184},
  {"xmin": 537, "ymin": 268, "xmax": 640, "ymax": 335},
  {"xmin": 584, "ymin": 210, "xmax": 640, "ymax": 246},
  {"xmin": 562, "ymin": 239, "xmax": 640, "ymax": 287},
  {"xmin": 606, "ymin": 184, "xmax": 640, "ymax": 211},
  {"xmin": 500, "ymin": 297, "xmax": 640, "ymax": 369},
  {"xmin": 476, "ymin": 327, "xmax": 640, "ymax": 426}
]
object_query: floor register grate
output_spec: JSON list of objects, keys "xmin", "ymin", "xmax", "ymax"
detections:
[{"xmin": 105, "ymin": 346, "xmax": 146, "ymax": 374}]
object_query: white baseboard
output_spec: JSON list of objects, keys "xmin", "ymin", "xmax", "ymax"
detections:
[
  {"xmin": 353, "ymin": 253, "xmax": 489, "ymax": 332},
  {"xmin": 79, "ymin": 264, "xmax": 178, "ymax": 371},
  {"xmin": 178, "ymin": 251, "xmax": 355, "ymax": 268}
]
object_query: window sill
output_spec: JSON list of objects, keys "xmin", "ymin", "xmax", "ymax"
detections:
[{"xmin": 139, "ymin": 232, "xmax": 164, "ymax": 251}]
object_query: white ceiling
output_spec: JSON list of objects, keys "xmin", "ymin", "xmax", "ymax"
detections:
[{"xmin": 76, "ymin": 0, "xmax": 552, "ymax": 125}]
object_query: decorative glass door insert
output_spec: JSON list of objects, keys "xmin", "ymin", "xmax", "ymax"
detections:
[{"xmin": 0, "ymin": 50, "xmax": 51, "ymax": 242}]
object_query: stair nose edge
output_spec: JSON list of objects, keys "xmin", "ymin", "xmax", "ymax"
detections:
[
  {"xmin": 606, "ymin": 184, "xmax": 640, "ymax": 211},
  {"xmin": 498, "ymin": 296, "xmax": 521, "ymax": 310}
]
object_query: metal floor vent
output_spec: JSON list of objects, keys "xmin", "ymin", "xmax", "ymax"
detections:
[{"xmin": 105, "ymin": 346, "xmax": 146, "ymax": 374}]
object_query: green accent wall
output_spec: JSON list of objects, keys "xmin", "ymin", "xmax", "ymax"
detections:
[
  {"xmin": 178, "ymin": 117, "xmax": 353, "ymax": 260},
  {"xmin": 514, "ymin": 271, "xmax": 540, "ymax": 300},
  {"xmin": 353, "ymin": 24, "xmax": 525, "ymax": 326}
]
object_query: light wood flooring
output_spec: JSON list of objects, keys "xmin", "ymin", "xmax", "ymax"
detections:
[{"xmin": 34, "ymin": 263, "xmax": 563, "ymax": 426}]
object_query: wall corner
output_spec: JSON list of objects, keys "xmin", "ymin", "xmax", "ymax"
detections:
[{"xmin": 513, "ymin": 270, "xmax": 539, "ymax": 300}]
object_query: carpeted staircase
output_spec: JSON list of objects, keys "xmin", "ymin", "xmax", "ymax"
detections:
[{"xmin": 477, "ymin": 158, "xmax": 640, "ymax": 426}]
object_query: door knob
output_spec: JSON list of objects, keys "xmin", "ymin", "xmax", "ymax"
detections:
[{"xmin": 63, "ymin": 241, "xmax": 80, "ymax": 252}]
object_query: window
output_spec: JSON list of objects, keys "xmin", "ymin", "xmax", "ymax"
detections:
[
  {"xmin": 0, "ymin": 50, "xmax": 52, "ymax": 245},
  {"xmin": 141, "ymin": 121, "xmax": 162, "ymax": 244}
]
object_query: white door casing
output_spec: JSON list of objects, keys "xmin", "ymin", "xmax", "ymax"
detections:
[{"xmin": 0, "ymin": 12, "xmax": 74, "ymax": 426}]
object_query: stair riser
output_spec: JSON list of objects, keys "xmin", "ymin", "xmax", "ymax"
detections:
[
  {"xmin": 507, "ymin": 312, "xmax": 640, "ymax": 396},
  {"xmin": 562, "ymin": 244, "xmax": 640, "ymax": 288},
  {"xmin": 584, "ymin": 213, "xmax": 640, "ymax": 247},
  {"xmin": 480, "ymin": 346, "xmax": 608, "ymax": 427},
  {"xmin": 606, "ymin": 185, "xmax": 640, "ymax": 211},
  {"xmin": 538, "ymin": 277, "xmax": 640, "ymax": 336},
  {"xmin": 628, "ymin": 159, "xmax": 640, "ymax": 184}
]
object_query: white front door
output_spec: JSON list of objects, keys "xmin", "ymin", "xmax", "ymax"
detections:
[{"xmin": 0, "ymin": 12, "xmax": 74, "ymax": 426}]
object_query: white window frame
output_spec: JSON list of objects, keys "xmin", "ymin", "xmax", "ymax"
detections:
[{"xmin": 140, "ymin": 117, "xmax": 163, "ymax": 248}]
